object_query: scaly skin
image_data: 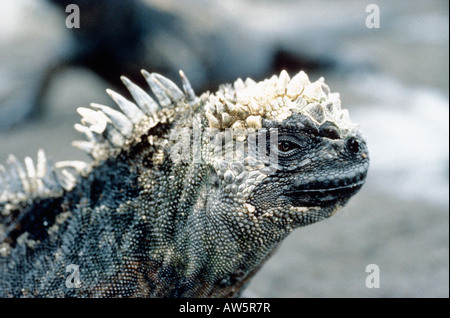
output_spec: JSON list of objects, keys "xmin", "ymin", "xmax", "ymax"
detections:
[{"xmin": 0, "ymin": 70, "xmax": 369, "ymax": 297}]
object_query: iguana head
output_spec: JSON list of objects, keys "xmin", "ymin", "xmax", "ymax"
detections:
[{"xmin": 202, "ymin": 70, "xmax": 369, "ymax": 237}]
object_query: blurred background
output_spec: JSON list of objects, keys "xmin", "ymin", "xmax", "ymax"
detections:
[{"xmin": 0, "ymin": 0, "xmax": 448, "ymax": 297}]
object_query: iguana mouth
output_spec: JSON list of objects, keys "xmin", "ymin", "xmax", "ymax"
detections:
[{"xmin": 286, "ymin": 175, "xmax": 366, "ymax": 207}]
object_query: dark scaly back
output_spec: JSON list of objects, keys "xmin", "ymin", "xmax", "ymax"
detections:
[{"xmin": 0, "ymin": 70, "xmax": 199, "ymax": 297}]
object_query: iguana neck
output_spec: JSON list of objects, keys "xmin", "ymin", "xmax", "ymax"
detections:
[{"xmin": 136, "ymin": 153, "xmax": 286, "ymax": 297}]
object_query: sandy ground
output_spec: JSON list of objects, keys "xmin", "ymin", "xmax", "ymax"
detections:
[{"xmin": 0, "ymin": 0, "xmax": 448, "ymax": 297}]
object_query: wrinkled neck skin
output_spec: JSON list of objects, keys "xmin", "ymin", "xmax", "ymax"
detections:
[
  {"xmin": 133, "ymin": 137, "xmax": 281, "ymax": 296},
  {"xmin": 140, "ymin": 161, "xmax": 290, "ymax": 297}
]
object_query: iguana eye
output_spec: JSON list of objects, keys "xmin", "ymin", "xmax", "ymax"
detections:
[
  {"xmin": 273, "ymin": 134, "xmax": 308, "ymax": 161},
  {"xmin": 278, "ymin": 140, "xmax": 296, "ymax": 152},
  {"xmin": 346, "ymin": 137, "xmax": 361, "ymax": 154}
]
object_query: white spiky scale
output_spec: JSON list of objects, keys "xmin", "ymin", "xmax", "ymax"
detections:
[
  {"xmin": 106, "ymin": 89, "xmax": 145, "ymax": 124},
  {"xmin": 222, "ymin": 112, "xmax": 233, "ymax": 127},
  {"xmin": 246, "ymin": 115, "xmax": 262, "ymax": 129},
  {"xmin": 120, "ymin": 76, "xmax": 160, "ymax": 115},
  {"xmin": 0, "ymin": 165, "xmax": 8, "ymax": 197},
  {"xmin": 276, "ymin": 70, "xmax": 290, "ymax": 96},
  {"xmin": 58, "ymin": 169, "xmax": 77, "ymax": 191},
  {"xmin": 26, "ymin": 156, "xmax": 48, "ymax": 196},
  {"xmin": 215, "ymin": 101, "xmax": 225, "ymax": 115},
  {"xmin": 301, "ymin": 80, "xmax": 328, "ymax": 103},
  {"xmin": 104, "ymin": 126, "xmax": 127, "ymax": 148},
  {"xmin": 31, "ymin": 154, "xmax": 44, "ymax": 194},
  {"xmin": 7, "ymin": 154, "xmax": 28, "ymax": 194},
  {"xmin": 36, "ymin": 149, "xmax": 47, "ymax": 179},
  {"xmin": 224, "ymin": 100, "xmax": 236, "ymax": 115},
  {"xmin": 141, "ymin": 70, "xmax": 172, "ymax": 107},
  {"xmin": 0, "ymin": 151, "xmax": 65, "ymax": 203},
  {"xmin": 55, "ymin": 161, "xmax": 90, "ymax": 175},
  {"xmin": 233, "ymin": 78, "xmax": 246, "ymax": 91},
  {"xmin": 76, "ymin": 107, "xmax": 109, "ymax": 134},
  {"xmin": 36, "ymin": 150, "xmax": 54, "ymax": 188},
  {"xmin": 74, "ymin": 123, "xmax": 104, "ymax": 147},
  {"xmin": 304, "ymin": 103, "xmax": 325, "ymax": 124},
  {"xmin": 296, "ymin": 70, "xmax": 311, "ymax": 85},
  {"xmin": 90, "ymin": 103, "xmax": 133, "ymax": 138},
  {"xmin": 0, "ymin": 177, "xmax": 4, "ymax": 197},
  {"xmin": 179, "ymin": 70, "xmax": 195, "ymax": 102},
  {"xmin": 71, "ymin": 140, "xmax": 95, "ymax": 154},
  {"xmin": 24, "ymin": 157, "xmax": 36, "ymax": 180},
  {"xmin": 0, "ymin": 165, "xmax": 6, "ymax": 181},
  {"xmin": 244, "ymin": 77, "xmax": 257, "ymax": 86},
  {"xmin": 40, "ymin": 157, "xmax": 63, "ymax": 193},
  {"xmin": 206, "ymin": 112, "xmax": 221, "ymax": 129},
  {"xmin": 152, "ymin": 73, "xmax": 185, "ymax": 102},
  {"xmin": 286, "ymin": 72, "xmax": 305, "ymax": 99}
]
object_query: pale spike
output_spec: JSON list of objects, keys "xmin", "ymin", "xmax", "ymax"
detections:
[
  {"xmin": 24, "ymin": 157, "xmax": 36, "ymax": 179},
  {"xmin": 37, "ymin": 152, "xmax": 61, "ymax": 193},
  {"xmin": 0, "ymin": 164, "xmax": 8, "ymax": 194},
  {"xmin": 7, "ymin": 154, "xmax": 29, "ymax": 194},
  {"xmin": 151, "ymin": 72, "xmax": 185, "ymax": 102},
  {"xmin": 244, "ymin": 77, "xmax": 257, "ymax": 86},
  {"xmin": 36, "ymin": 149, "xmax": 47, "ymax": 179},
  {"xmin": 205, "ymin": 101, "xmax": 216, "ymax": 114},
  {"xmin": 286, "ymin": 72, "xmax": 305, "ymax": 98},
  {"xmin": 76, "ymin": 107, "xmax": 108, "ymax": 134},
  {"xmin": 34, "ymin": 149, "xmax": 48, "ymax": 193},
  {"xmin": 106, "ymin": 89, "xmax": 145, "ymax": 124},
  {"xmin": 276, "ymin": 70, "xmax": 290, "ymax": 96},
  {"xmin": 58, "ymin": 169, "xmax": 77, "ymax": 191},
  {"xmin": 91, "ymin": 103, "xmax": 133, "ymax": 138},
  {"xmin": 1, "ymin": 164, "xmax": 17, "ymax": 200},
  {"xmin": 24, "ymin": 157, "xmax": 36, "ymax": 194},
  {"xmin": 206, "ymin": 112, "xmax": 221, "ymax": 129},
  {"xmin": 305, "ymin": 103, "xmax": 325, "ymax": 123},
  {"xmin": 222, "ymin": 112, "xmax": 233, "ymax": 127},
  {"xmin": 179, "ymin": 70, "xmax": 195, "ymax": 101},
  {"xmin": 141, "ymin": 70, "xmax": 172, "ymax": 107},
  {"xmin": 74, "ymin": 123, "xmax": 99, "ymax": 143},
  {"xmin": 0, "ymin": 168, "xmax": 4, "ymax": 195},
  {"xmin": 0, "ymin": 164, "xmax": 7, "ymax": 181},
  {"xmin": 120, "ymin": 76, "xmax": 160, "ymax": 114},
  {"xmin": 224, "ymin": 100, "xmax": 236, "ymax": 115},
  {"xmin": 24, "ymin": 156, "xmax": 41, "ymax": 195},
  {"xmin": 104, "ymin": 125, "xmax": 126, "ymax": 148},
  {"xmin": 297, "ymin": 71, "xmax": 311, "ymax": 85},
  {"xmin": 233, "ymin": 78, "xmax": 246, "ymax": 91},
  {"xmin": 55, "ymin": 160, "xmax": 89, "ymax": 175},
  {"xmin": 71, "ymin": 140, "xmax": 95, "ymax": 154}
]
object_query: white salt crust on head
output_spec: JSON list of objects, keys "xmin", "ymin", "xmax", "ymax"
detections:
[{"xmin": 205, "ymin": 70, "xmax": 357, "ymax": 135}]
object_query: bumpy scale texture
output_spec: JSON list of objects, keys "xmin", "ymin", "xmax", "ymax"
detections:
[{"xmin": 0, "ymin": 70, "xmax": 369, "ymax": 297}]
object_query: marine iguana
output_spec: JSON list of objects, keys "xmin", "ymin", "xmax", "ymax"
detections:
[{"xmin": 0, "ymin": 70, "xmax": 369, "ymax": 297}]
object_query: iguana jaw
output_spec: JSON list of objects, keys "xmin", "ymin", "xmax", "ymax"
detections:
[{"xmin": 285, "ymin": 178, "xmax": 366, "ymax": 207}]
